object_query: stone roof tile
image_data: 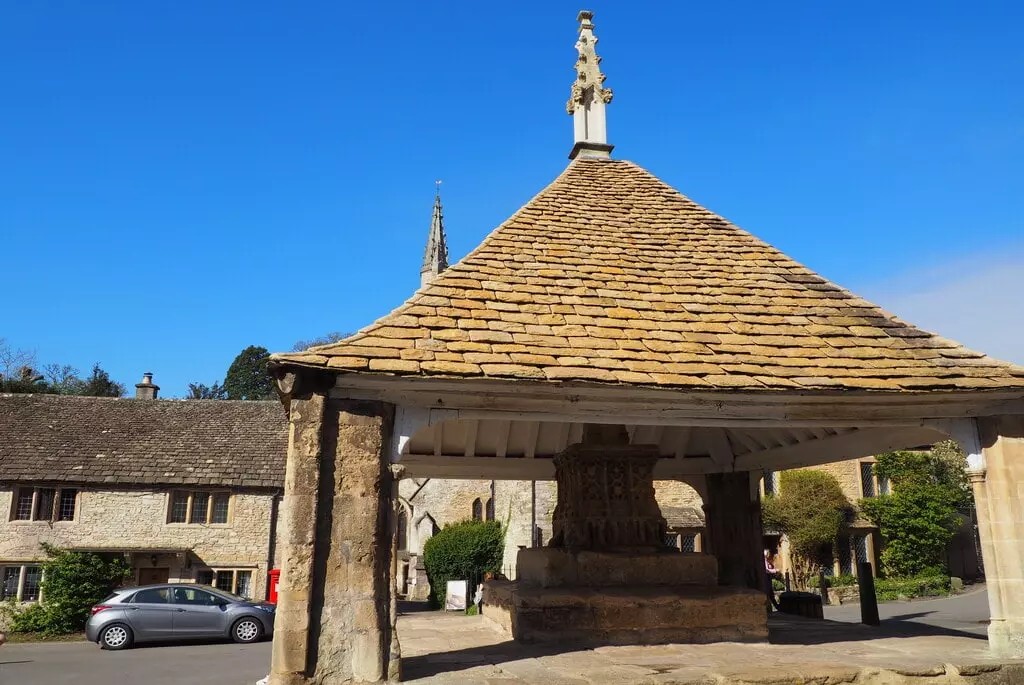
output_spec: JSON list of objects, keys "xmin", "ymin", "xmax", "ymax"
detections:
[
  {"xmin": 0, "ymin": 394, "xmax": 287, "ymax": 489},
  {"xmin": 273, "ymin": 158, "xmax": 1024, "ymax": 392}
]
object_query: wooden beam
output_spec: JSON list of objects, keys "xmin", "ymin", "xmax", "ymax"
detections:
[
  {"xmin": 463, "ymin": 420, "xmax": 479, "ymax": 458},
  {"xmin": 334, "ymin": 376, "xmax": 1024, "ymax": 426},
  {"xmin": 727, "ymin": 429, "xmax": 763, "ymax": 455},
  {"xmin": 707, "ymin": 428, "xmax": 734, "ymax": 467},
  {"xmin": 733, "ymin": 426, "xmax": 946, "ymax": 472},
  {"xmin": 432, "ymin": 422, "xmax": 443, "ymax": 457},
  {"xmin": 400, "ymin": 454, "xmax": 726, "ymax": 480},
  {"xmin": 557, "ymin": 422, "xmax": 571, "ymax": 452},
  {"xmin": 523, "ymin": 421, "xmax": 541, "ymax": 458},
  {"xmin": 673, "ymin": 427, "xmax": 692, "ymax": 459},
  {"xmin": 631, "ymin": 424, "xmax": 662, "ymax": 445},
  {"xmin": 568, "ymin": 422, "xmax": 584, "ymax": 445},
  {"xmin": 495, "ymin": 420, "xmax": 512, "ymax": 458}
]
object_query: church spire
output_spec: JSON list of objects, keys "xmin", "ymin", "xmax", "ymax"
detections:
[
  {"xmin": 567, "ymin": 10, "xmax": 614, "ymax": 160},
  {"xmin": 420, "ymin": 181, "xmax": 449, "ymax": 286}
]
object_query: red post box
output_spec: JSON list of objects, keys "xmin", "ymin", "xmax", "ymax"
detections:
[{"xmin": 268, "ymin": 569, "xmax": 281, "ymax": 604}]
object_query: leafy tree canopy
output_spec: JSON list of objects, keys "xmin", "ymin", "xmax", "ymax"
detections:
[
  {"xmin": 0, "ymin": 341, "xmax": 124, "ymax": 397},
  {"xmin": 187, "ymin": 381, "xmax": 228, "ymax": 400},
  {"xmin": 859, "ymin": 445, "xmax": 969, "ymax": 577},
  {"xmin": 762, "ymin": 469, "xmax": 852, "ymax": 588},
  {"xmin": 224, "ymin": 345, "xmax": 275, "ymax": 400},
  {"xmin": 291, "ymin": 331, "xmax": 351, "ymax": 352},
  {"xmin": 77, "ymin": 364, "xmax": 125, "ymax": 397}
]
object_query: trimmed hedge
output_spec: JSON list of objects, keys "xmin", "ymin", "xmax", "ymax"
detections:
[
  {"xmin": 874, "ymin": 575, "xmax": 950, "ymax": 602},
  {"xmin": 809, "ymin": 573, "xmax": 858, "ymax": 589},
  {"xmin": 423, "ymin": 519, "xmax": 504, "ymax": 609}
]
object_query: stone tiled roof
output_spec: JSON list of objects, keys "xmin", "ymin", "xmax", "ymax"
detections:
[
  {"xmin": 662, "ymin": 506, "xmax": 705, "ymax": 530},
  {"xmin": 275, "ymin": 157, "xmax": 1024, "ymax": 392},
  {"xmin": 0, "ymin": 394, "xmax": 287, "ymax": 489}
]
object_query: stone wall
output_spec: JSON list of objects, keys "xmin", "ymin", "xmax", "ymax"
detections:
[
  {"xmin": 655, "ymin": 480, "xmax": 704, "ymax": 510},
  {"xmin": 399, "ymin": 478, "xmax": 492, "ymax": 554},
  {"xmin": 0, "ymin": 486, "xmax": 277, "ymax": 598},
  {"xmin": 809, "ymin": 460, "xmax": 866, "ymax": 503}
]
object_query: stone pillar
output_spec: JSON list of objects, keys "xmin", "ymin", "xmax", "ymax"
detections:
[
  {"xmin": 549, "ymin": 425, "xmax": 666, "ymax": 551},
  {"xmin": 976, "ymin": 415, "xmax": 1024, "ymax": 657},
  {"xmin": 269, "ymin": 396, "xmax": 396, "ymax": 685},
  {"xmin": 703, "ymin": 471, "xmax": 765, "ymax": 592}
]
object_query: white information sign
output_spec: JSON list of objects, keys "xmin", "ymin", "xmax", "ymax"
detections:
[{"xmin": 445, "ymin": 580, "xmax": 468, "ymax": 611}]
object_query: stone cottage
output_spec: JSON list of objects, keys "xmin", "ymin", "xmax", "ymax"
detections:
[{"xmin": 0, "ymin": 376, "xmax": 288, "ymax": 603}]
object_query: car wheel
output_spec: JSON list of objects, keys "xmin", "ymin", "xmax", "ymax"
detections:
[
  {"xmin": 100, "ymin": 624, "xmax": 133, "ymax": 650},
  {"xmin": 231, "ymin": 617, "xmax": 263, "ymax": 644}
]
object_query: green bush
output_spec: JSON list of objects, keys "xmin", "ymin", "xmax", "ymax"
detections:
[
  {"xmin": 0, "ymin": 544, "xmax": 130, "ymax": 636},
  {"xmin": 762, "ymin": 470, "xmax": 852, "ymax": 589},
  {"xmin": 860, "ymin": 448, "xmax": 968, "ymax": 577},
  {"xmin": 423, "ymin": 519, "xmax": 504, "ymax": 609},
  {"xmin": 771, "ymin": 579, "xmax": 785, "ymax": 592},
  {"xmin": 4, "ymin": 601, "xmax": 50, "ymax": 633},
  {"xmin": 874, "ymin": 574, "xmax": 950, "ymax": 602},
  {"xmin": 809, "ymin": 573, "xmax": 857, "ymax": 589}
]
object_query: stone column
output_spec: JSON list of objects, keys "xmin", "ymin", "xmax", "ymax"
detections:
[
  {"xmin": 269, "ymin": 395, "xmax": 396, "ymax": 685},
  {"xmin": 976, "ymin": 415, "xmax": 1024, "ymax": 657},
  {"xmin": 549, "ymin": 425, "xmax": 666, "ymax": 551},
  {"xmin": 703, "ymin": 471, "xmax": 765, "ymax": 592}
]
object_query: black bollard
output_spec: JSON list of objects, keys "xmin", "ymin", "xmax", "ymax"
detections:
[
  {"xmin": 858, "ymin": 561, "xmax": 880, "ymax": 626},
  {"xmin": 784, "ymin": 571, "xmax": 791, "ymax": 592},
  {"xmin": 818, "ymin": 570, "xmax": 829, "ymax": 605}
]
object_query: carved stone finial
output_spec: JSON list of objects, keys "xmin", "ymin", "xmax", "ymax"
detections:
[{"xmin": 567, "ymin": 10, "xmax": 613, "ymax": 159}]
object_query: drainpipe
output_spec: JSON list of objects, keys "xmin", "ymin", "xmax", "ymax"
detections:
[{"xmin": 266, "ymin": 490, "xmax": 281, "ymax": 601}]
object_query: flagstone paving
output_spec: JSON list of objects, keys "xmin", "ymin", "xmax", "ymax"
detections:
[{"xmin": 399, "ymin": 610, "xmax": 1024, "ymax": 684}]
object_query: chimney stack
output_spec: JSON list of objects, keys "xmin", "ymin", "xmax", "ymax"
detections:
[{"xmin": 135, "ymin": 372, "xmax": 159, "ymax": 400}]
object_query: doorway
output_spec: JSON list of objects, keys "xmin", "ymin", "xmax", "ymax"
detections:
[{"xmin": 138, "ymin": 567, "xmax": 170, "ymax": 585}]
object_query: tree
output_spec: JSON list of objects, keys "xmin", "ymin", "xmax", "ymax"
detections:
[
  {"xmin": 0, "ymin": 338, "xmax": 37, "ymax": 383},
  {"xmin": 42, "ymin": 363, "xmax": 81, "ymax": 394},
  {"xmin": 224, "ymin": 345, "xmax": 275, "ymax": 400},
  {"xmin": 762, "ymin": 469, "xmax": 852, "ymax": 589},
  {"xmin": 291, "ymin": 332, "xmax": 351, "ymax": 352},
  {"xmin": 859, "ymin": 445, "xmax": 970, "ymax": 577},
  {"xmin": 423, "ymin": 519, "xmax": 504, "ymax": 609},
  {"xmin": 0, "ymin": 365, "xmax": 53, "ymax": 393},
  {"xmin": 187, "ymin": 381, "xmax": 228, "ymax": 400},
  {"xmin": 2, "ymin": 544, "xmax": 130, "ymax": 635},
  {"xmin": 77, "ymin": 364, "xmax": 125, "ymax": 397},
  {"xmin": 0, "ymin": 342, "xmax": 124, "ymax": 397}
]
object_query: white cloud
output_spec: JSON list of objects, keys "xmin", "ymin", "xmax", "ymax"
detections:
[{"xmin": 859, "ymin": 251, "xmax": 1024, "ymax": 366}]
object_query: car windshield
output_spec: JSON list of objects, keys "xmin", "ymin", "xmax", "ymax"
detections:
[{"xmin": 196, "ymin": 584, "xmax": 247, "ymax": 603}]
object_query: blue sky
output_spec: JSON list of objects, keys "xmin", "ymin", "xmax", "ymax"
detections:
[{"xmin": 2, "ymin": 1, "xmax": 1022, "ymax": 397}]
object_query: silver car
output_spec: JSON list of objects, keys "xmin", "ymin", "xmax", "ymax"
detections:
[{"xmin": 85, "ymin": 583, "xmax": 275, "ymax": 650}]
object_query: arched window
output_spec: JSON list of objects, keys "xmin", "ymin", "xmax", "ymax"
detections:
[
  {"xmin": 485, "ymin": 498, "xmax": 495, "ymax": 522},
  {"xmin": 397, "ymin": 510, "xmax": 408, "ymax": 551},
  {"xmin": 471, "ymin": 498, "xmax": 482, "ymax": 521}
]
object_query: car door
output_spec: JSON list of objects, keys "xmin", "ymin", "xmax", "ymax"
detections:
[
  {"xmin": 171, "ymin": 586, "xmax": 230, "ymax": 637},
  {"xmin": 124, "ymin": 587, "xmax": 174, "ymax": 639}
]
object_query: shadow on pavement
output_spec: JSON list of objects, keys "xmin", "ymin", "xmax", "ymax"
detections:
[
  {"xmin": 768, "ymin": 613, "xmax": 986, "ymax": 645},
  {"xmin": 401, "ymin": 613, "xmax": 986, "ymax": 681}
]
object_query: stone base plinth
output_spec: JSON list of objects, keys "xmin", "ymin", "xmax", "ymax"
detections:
[
  {"xmin": 482, "ymin": 580, "xmax": 768, "ymax": 645},
  {"xmin": 989, "ymin": 619, "xmax": 1024, "ymax": 658},
  {"xmin": 517, "ymin": 547, "xmax": 717, "ymax": 588}
]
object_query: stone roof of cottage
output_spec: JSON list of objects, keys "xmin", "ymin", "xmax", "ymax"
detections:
[
  {"xmin": 662, "ymin": 506, "xmax": 705, "ymax": 530},
  {"xmin": 274, "ymin": 157, "xmax": 1024, "ymax": 392},
  {"xmin": 0, "ymin": 394, "xmax": 287, "ymax": 489}
]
